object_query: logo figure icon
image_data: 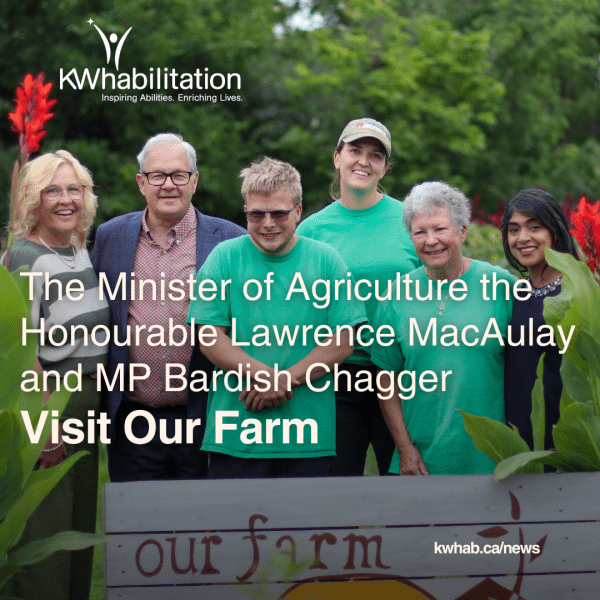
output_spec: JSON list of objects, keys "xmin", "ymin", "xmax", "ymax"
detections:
[{"xmin": 89, "ymin": 19, "xmax": 132, "ymax": 71}]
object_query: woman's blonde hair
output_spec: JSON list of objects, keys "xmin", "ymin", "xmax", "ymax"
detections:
[{"xmin": 10, "ymin": 150, "xmax": 97, "ymax": 249}]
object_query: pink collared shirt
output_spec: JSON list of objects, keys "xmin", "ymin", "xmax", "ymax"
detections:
[{"xmin": 126, "ymin": 205, "xmax": 197, "ymax": 407}]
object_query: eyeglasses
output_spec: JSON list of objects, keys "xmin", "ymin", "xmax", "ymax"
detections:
[
  {"xmin": 143, "ymin": 171, "xmax": 193, "ymax": 186},
  {"xmin": 43, "ymin": 185, "xmax": 85, "ymax": 200},
  {"xmin": 244, "ymin": 208, "xmax": 296, "ymax": 223}
]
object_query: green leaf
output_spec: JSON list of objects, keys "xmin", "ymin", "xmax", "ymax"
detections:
[
  {"xmin": 0, "ymin": 452, "xmax": 88, "ymax": 558},
  {"xmin": 0, "ymin": 412, "xmax": 24, "ymax": 522},
  {"xmin": 6, "ymin": 531, "xmax": 107, "ymax": 566},
  {"xmin": 559, "ymin": 387, "xmax": 574, "ymax": 416},
  {"xmin": 0, "ymin": 564, "xmax": 24, "ymax": 591},
  {"xmin": 19, "ymin": 385, "xmax": 72, "ymax": 477},
  {"xmin": 541, "ymin": 450, "xmax": 599, "ymax": 472},
  {"xmin": 494, "ymin": 449, "xmax": 599, "ymax": 481},
  {"xmin": 494, "ymin": 451, "xmax": 554, "ymax": 481},
  {"xmin": 15, "ymin": 384, "xmax": 45, "ymax": 422},
  {"xmin": 545, "ymin": 248, "xmax": 600, "ymax": 367},
  {"xmin": 508, "ymin": 423, "xmax": 521, "ymax": 434},
  {"xmin": 458, "ymin": 409, "xmax": 532, "ymax": 464},
  {"xmin": 575, "ymin": 331, "xmax": 600, "ymax": 418},
  {"xmin": 552, "ymin": 403, "xmax": 600, "ymax": 469},
  {"xmin": 576, "ymin": 331, "xmax": 600, "ymax": 380},
  {"xmin": 0, "ymin": 266, "xmax": 37, "ymax": 413},
  {"xmin": 0, "ymin": 266, "xmax": 28, "ymax": 359},
  {"xmin": 9, "ymin": 266, "xmax": 33, "ymax": 309},
  {"xmin": 531, "ymin": 355, "xmax": 546, "ymax": 452},
  {"xmin": 559, "ymin": 353, "xmax": 593, "ymax": 406}
]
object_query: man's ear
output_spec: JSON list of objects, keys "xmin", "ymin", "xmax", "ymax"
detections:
[{"xmin": 190, "ymin": 171, "xmax": 199, "ymax": 194}]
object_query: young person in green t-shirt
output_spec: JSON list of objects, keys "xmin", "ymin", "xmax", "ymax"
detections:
[
  {"xmin": 296, "ymin": 118, "xmax": 420, "ymax": 477},
  {"xmin": 187, "ymin": 157, "xmax": 366, "ymax": 478}
]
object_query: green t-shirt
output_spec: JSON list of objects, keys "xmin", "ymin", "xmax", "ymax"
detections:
[
  {"xmin": 187, "ymin": 235, "xmax": 367, "ymax": 459},
  {"xmin": 371, "ymin": 260, "xmax": 518, "ymax": 475},
  {"xmin": 296, "ymin": 195, "xmax": 420, "ymax": 365}
]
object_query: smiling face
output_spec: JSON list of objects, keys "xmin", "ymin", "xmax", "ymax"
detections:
[
  {"xmin": 136, "ymin": 142, "xmax": 199, "ymax": 226},
  {"xmin": 333, "ymin": 138, "xmax": 388, "ymax": 195},
  {"xmin": 36, "ymin": 162, "xmax": 83, "ymax": 247},
  {"xmin": 506, "ymin": 211, "xmax": 554, "ymax": 272},
  {"xmin": 245, "ymin": 188, "xmax": 302, "ymax": 256},
  {"xmin": 410, "ymin": 205, "xmax": 467, "ymax": 277}
]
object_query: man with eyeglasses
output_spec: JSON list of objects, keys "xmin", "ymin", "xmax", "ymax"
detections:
[
  {"xmin": 92, "ymin": 132, "xmax": 245, "ymax": 482},
  {"xmin": 187, "ymin": 157, "xmax": 366, "ymax": 478}
]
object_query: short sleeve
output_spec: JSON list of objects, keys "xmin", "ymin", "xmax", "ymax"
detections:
[
  {"xmin": 187, "ymin": 246, "xmax": 232, "ymax": 327},
  {"xmin": 323, "ymin": 250, "xmax": 367, "ymax": 330},
  {"xmin": 497, "ymin": 268, "xmax": 519, "ymax": 335},
  {"xmin": 370, "ymin": 300, "xmax": 404, "ymax": 372}
]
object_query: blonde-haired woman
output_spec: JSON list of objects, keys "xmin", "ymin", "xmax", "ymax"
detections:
[{"xmin": 5, "ymin": 150, "xmax": 109, "ymax": 600}]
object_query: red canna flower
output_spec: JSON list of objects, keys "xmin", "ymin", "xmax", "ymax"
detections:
[
  {"xmin": 8, "ymin": 72, "xmax": 57, "ymax": 165},
  {"xmin": 487, "ymin": 199, "xmax": 505, "ymax": 228},
  {"xmin": 470, "ymin": 194, "xmax": 488, "ymax": 226},
  {"xmin": 570, "ymin": 196, "xmax": 600, "ymax": 280}
]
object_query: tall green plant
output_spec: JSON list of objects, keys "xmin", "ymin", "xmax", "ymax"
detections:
[
  {"xmin": 460, "ymin": 248, "xmax": 600, "ymax": 481},
  {"xmin": 0, "ymin": 265, "xmax": 105, "ymax": 595}
]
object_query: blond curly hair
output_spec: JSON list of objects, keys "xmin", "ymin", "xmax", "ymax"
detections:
[{"xmin": 10, "ymin": 150, "xmax": 97, "ymax": 249}]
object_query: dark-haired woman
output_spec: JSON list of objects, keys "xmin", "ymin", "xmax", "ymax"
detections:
[
  {"xmin": 500, "ymin": 188, "xmax": 579, "ymax": 449},
  {"xmin": 296, "ymin": 118, "xmax": 419, "ymax": 476}
]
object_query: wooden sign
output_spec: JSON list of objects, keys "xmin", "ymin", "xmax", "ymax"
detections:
[{"xmin": 104, "ymin": 473, "xmax": 600, "ymax": 599}]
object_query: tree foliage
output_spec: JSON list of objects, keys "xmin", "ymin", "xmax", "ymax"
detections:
[
  {"xmin": 1, "ymin": 0, "xmax": 599, "ymax": 236},
  {"xmin": 387, "ymin": 0, "xmax": 600, "ymax": 203},
  {"xmin": 278, "ymin": 0, "xmax": 504, "ymax": 210},
  {"xmin": 0, "ymin": 0, "xmax": 294, "ymax": 229}
]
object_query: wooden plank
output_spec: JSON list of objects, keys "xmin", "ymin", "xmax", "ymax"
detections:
[
  {"xmin": 104, "ymin": 473, "xmax": 600, "ymax": 532},
  {"xmin": 105, "ymin": 573, "xmax": 600, "ymax": 600},
  {"xmin": 105, "ymin": 523, "xmax": 599, "ymax": 585},
  {"xmin": 103, "ymin": 473, "xmax": 600, "ymax": 599}
]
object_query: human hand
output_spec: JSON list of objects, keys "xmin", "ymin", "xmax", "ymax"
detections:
[
  {"xmin": 399, "ymin": 444, "xmax": 429, "ymax": 476},
  {"xmin": 38, "ymin": 434, "xmax": 66, "ymax": 470},
  {"xmin": 239, "ymin": 371, "xmax": 299, "ymax": 411}
]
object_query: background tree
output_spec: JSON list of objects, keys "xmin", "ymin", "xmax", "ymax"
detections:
[
  {"xmin": 0, "ymin": 0, "xmax": 295, "ymax": 228},
  {"xmin": 276, "ymin": 0, "xmax": 504, "ymax": 212},
  {"xmin": 386, "ymin": 0, "xmax": 600, "ymax": 204},
  {"xmin": 2, "ymin": 0, "xmax": 599, "ymax": 235}
]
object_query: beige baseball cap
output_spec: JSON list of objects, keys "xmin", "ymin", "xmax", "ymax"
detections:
[{"xmin": 337, "ymin": 118, "xmax": 392, "ymax": 157}]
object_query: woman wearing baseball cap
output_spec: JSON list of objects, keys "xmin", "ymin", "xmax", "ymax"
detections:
[{"xmin": 296, "ymin": 118, "xmax": 419, "ymax": 476}]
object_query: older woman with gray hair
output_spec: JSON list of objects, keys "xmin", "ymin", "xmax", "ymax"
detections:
[{"xmin": 370, "ymin": 181, "xmax": 517, "ymax": 475}]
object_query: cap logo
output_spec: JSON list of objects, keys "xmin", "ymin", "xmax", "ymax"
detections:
[{"xmin": 359, "ymin": 123, "xmax": 386, "ymax": 137}]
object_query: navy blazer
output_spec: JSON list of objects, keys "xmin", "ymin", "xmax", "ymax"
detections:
[{"xmin": 91, "ymin": 207, "xmax": 245, "ymax": 434}]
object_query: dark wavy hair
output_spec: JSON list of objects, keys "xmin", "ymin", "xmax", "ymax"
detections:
[{"xmin": 499, "ymin": 188, "xmax": 579, "ymax": 275}]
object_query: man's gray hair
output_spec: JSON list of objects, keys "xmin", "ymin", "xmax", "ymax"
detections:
[
  {"xmin": 403, "ymin": 181, "xmax": 471, "ymax": 231},
  {"xmin": 136, "ymin": 133, "xmax": 197, "ymax": 173}
]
